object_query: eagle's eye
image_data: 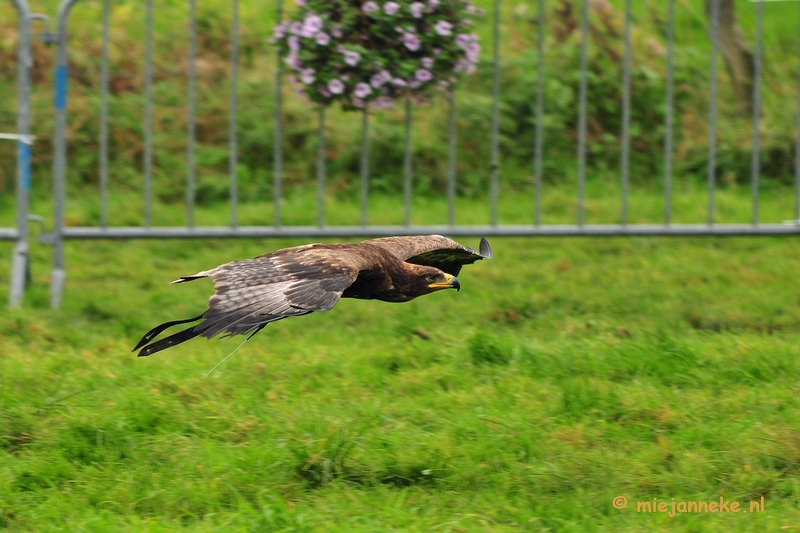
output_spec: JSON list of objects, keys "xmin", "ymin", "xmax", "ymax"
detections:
[{"xmin": 425, "ymin": 274, "xmax": 436, "ymax": 283}]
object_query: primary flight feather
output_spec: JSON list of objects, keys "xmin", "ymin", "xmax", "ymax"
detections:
[{"xmin": 133, "ymin": 235, "xmax": 492, "ymax": 356}]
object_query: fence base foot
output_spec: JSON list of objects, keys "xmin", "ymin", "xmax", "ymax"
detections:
[
  {"xmin": 50, "ymin": 268, "xmax": 65, "ymax": 309},
  {"xmin": 9, "ymin": 241, "xmax": 27, "ymax": 308}
]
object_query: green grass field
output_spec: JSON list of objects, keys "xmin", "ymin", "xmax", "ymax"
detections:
[{"xmin": 2, "ymin": 199, "xmax": 800, "ymax": 530}]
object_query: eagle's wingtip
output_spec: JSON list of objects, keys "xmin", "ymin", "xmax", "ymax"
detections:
[{"xmin": 479, "ymin": 237, "xmax": 492, "ymax": 259}]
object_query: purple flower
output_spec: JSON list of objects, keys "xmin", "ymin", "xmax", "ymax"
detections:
[
  {"xmin": 285, "ymin": 51, "xmax": 302, "ymax": 70},
  {"xmin": 302, "ymin": 14, "xmax": 323, "ymax": 37},
  {"xmin": 300, "ymin": 68, "xmax": 316, "ymax": 84},
  {"xmin": 354, "ymin": 82, "xmax": 372, "ymax": 98},
  {"xmin": 370, "ymin": 96, "xmax": 395, "ymax": 108},
  {"xmin": 392, "ymin": 77, "xmax": 408, "ymax": 87},
  {"xmin": 319, "ymin": 86, "xmax": 331, "ymax": 98},
  {"xmin": 288, "ymin": 35, "xmax": 300, "ymax": 51},
  {"xmin": 410, "ymin": 2, "xmax": 424, "ymax": 17},
  {"xmin": 455, "ymin": 33, "xmax": 470, "ymax": 49},
  {"xmin": 343, "ymin": 49, "xmax": 361, "ymax": 66},
  {"xmin": 328, "ymin": 79, "xmax": 345, "ymax": 94},
  {"xmin": 466, "ymin": 42, "xmax": 480, "ymax": 62},
  {"xmin": 290, "ymin": 22, "xmax": 303, "ymax": 35},
  {"xmin": 316, "ymin": 32, "xmax": 331, "ymax": 45},
  {"xmin": 421, "ymin": 57, "xmax": 433, "ymax": 69},
  {"xmin": 331, "ymin": 26, "xmax": 342, "ymax": 38},
  {"xmin": 296, "ymin": 0, "xmax": 306, "ymax": 5},
  {"xmin": 453, "ymin": 58, "xmax": 470, "ymax": 73},
  {"xmin": 384, "ymin": 1, "xmax": 400, "ymax": 15},
  {"xmin": 428, "ymin": 0, "xmax": 440, "ymax": 10},
  {"xmin": 273, "ymin": 23, "xmax": 286, "ymax": 41},
  {"xmin": 371, "ymin": 71, "xmax": 391, "ymax": 88},
  {"xmin": 415, "ymin": 69, "xmax": 433, "ymax": 82},
  {"xmin": 362, "ymin": 1, "xmax": 379, "ymax": 13},
  {"xmin": 435, "ymin": 20, "xmax": 453, "ymax": 36},
  {"xmin": 401, "ymin": 32, "xmax": 420, "ymax": 51}
]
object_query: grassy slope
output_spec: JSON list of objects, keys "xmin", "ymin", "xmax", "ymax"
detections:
[{"xmin": 2, "ymin": 231, "xmax": 800, "ymax": 531}]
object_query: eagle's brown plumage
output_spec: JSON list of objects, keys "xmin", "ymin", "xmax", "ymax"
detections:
[{"xmin": 133, "ymin": 235, "xmax": 492, "ymax": 357}]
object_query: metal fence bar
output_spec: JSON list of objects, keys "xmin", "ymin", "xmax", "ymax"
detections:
[
  {"xmin": 44, "ymin": 224, "xmax": 800, "ymax": 240},
  {"xmin": 360, "ymin": 109, "xmax": 369, "ymax": 227},
  {"xmin": 489, "ymin": 0, "xmax": 500, "ymax": 227},
  {"xmin": 664, "ymin": 0, "xmax": 675, "ymax": 226},
  {"xmin": 229, "ymin": 0, "xmax": 239, "ymax": 229},
  {"xmin": 403, "ymin": 97, "xmax": 412, "ymax": 227},
  {"xmin": 446, "ymin": 92, "xmax": 456, "ymax": 228},
  {"xmin": 186, "ymin": 0, "xmax": 196, "ymax": 228},
  {"xmin": 51, "ymin": 0, "xmax": 81, "ymax": 309},
  {"xmin": 707, "ymin": 0, "xmax": 719, "ymax": 227},
  {"xmin": 317, "ymin": 106, "xmax": 325, "ymax": 228},
  {"xmin": 8, "ymin": 0, "xmax": 32, "ymax": 308},
  {"xmin": 751, "ymin": 0, "xmax": 763, "ymax": 227},
  {"xmin": 144, "ymin": 0, "xmax": 153, "ymax": 227},
  {"xmin": 620, "ymin": 0, "xmax": 631, "ymax": 226},
  {"xmin": 577, "ymin": 0, "xmax": 588, "ymax": 227},
  {"xmin": 534, "ymin": 0, "xmax": 544, "ymax": 227},
  {"xmin": 274, "ymin": 0, "xmax": 283, "ymax": 228},
  {"xmin": 99, "ymin": 0, "xmax": 109, "ymax": 228}
]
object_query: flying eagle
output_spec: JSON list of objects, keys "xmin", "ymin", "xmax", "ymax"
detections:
[{"xmin": 133, "ymin": 235, "xmax": 492, "ymax": 357}]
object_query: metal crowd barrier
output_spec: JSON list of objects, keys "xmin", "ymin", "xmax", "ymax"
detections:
[{"xmin": 1, "ymin": 0, "xmax": 799, "ymax": 307}]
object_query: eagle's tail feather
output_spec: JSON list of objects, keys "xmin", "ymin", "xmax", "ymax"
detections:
[{"xmin": 133, "ymin": 314, "xmax": 204, "ymax": 355}]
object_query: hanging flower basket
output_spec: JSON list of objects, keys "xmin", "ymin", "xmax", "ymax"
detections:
[{"xmin": 272, "ymin": 0, "xmax": 484, "ymax": 110}]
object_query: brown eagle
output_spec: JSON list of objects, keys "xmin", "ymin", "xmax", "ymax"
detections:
[{"xmin": 133, "ymin": 235, "xmax": 492, "ymax": 357}]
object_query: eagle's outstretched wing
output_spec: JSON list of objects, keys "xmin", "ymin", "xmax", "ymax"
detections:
[
  {"xmin": 366, "ymin": 235, "xmax": 492, "ymax": 276},
  {"xmin": 133, "ymin": 245, "xmax": 367, "ymax": 357}
]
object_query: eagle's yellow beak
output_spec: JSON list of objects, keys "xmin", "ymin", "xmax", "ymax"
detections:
[{"xmin": 428, "ymin": 273, "xmax": 461, "ymax": 292}]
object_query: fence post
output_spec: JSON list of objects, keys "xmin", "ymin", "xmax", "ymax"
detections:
[
  {"xmin": 8, "ymin": 0, "xmax": 32, "ymax": 308},
  {"xmin": 50, "ymin": 0, "xmax": 80, "ymax": 309}
]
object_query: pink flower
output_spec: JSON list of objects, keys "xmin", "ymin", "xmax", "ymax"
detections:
[
  {"xmin": 428, "ymin": 0, "xmax": 440, "ymax": 10},
  {"xmin": 455, "ymin": 33, "xmax": 470, "ymax": 49},
  {"xmin": 328, "ymin": 79, "xmax": 345, "ymax": 94},
  {"xmin": 354, "ymin": 82, "xmax": 372, "ymax": 98},
  {"xmin": 370, "ymin": 71, "xmax": 389, "ymax": 88},
  {"xmin": 384, "ymin": 2, "xmax": 400, "ymax": 15},
  {"xmin": 466, "ymin": 42, "xmax": 480, "ymax": 62},
  {"xmin": 415, "ymin": 69, "xmax": 433, "ymax": 82},
  {"xmin": 401, "ymin": 32, "xmax": 420, "ymax": 51},
  {"xmin": 370, "ymin": 96, "xmax": 395, "ymax": 108},
  {"xmin": 319, "ymin": 86, "xmax": 331, "ymax": 97},
  {"xmin": 331, "ymin": 26, "xmax": 342, "ymax": 38},
  {"xmin": 343, "ymin": 49, "xmax": 361, "ymax": 66},
  {"xmin": 392, "ymin": 78, "xmax": 407, "ymax": 86},
  {"xmin": 421, "ymin": 57, "xmax": 433, "ymax": 69},
  {"xmin": 435, "ymin": 20, "xmax": 453, "ymax": 36},
  {"xmin": 453, "ymin": 58, "xmax": 470, "ymax": 73},
  {"xmin": 285, "ymin": 51, "xmax": 302, "ymax": 70},
  {"xmin": 301, "ymin": 14, "xmax": 323, "ymax": 37},
  {"xmin": 410, "ymin": 2, "xmax": 424, "ymax": 17},
  {"xmin": 300, "ymin": 68, "xmax": 316, "ymax": 84},
  {"xmin": 288, "ymin": 35, "xmax": 300, "ymax": 51},
  {"xmin": 363, "ymin": 1, "xmax": 379, "ymax": 13},
  {"xmin": 296, "ymin": 0, "xmax": 306, "ymax": 5},
  {"xmin": 272, "ymin": 23, "xmax": 286, "ymax": 41},
  {"xmin": 315, "ymin": 32, "xmax": 330, "ymax": 45},
  {"xmin": 290, "ymin": 22, "xmax": 303, "ymax": 35}
]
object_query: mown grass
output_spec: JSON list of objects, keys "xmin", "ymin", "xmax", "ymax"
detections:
[{"xmin": 2, "ymin": 189, "xmax": 800, "ymax": 531}]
